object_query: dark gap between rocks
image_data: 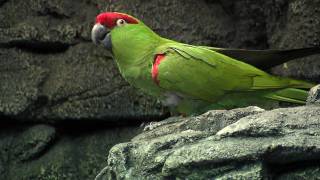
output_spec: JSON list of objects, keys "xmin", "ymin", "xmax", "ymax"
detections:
[
  {"xmin": 53, "ymin": 114, "xmax": 169, "ymax": 136},
  {"xmin": 0, "ymin": 40, "xmax": 70, "ymax": 54},
  {"xmin": 0, "ymin": 0, "xmax": 8, "ymax": 6},
  {"xmin": 0, "ymin": 113, "xmax": 170, "ymax": 135},
  {"xmin": 266, "ymin": 160, "xmax": 320, "ymax": 178}
]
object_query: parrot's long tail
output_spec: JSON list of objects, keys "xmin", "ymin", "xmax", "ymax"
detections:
[
  {"xmin": 265, "ymin": 88, "xmax": 309, "ymax": 104},
  {"xmin": 264, "ymin": 77, "xmax": 315, "ymax": 104},
  {"xmin": 266, "ymin": 88, "xmax": 308, "ymax": 104}
]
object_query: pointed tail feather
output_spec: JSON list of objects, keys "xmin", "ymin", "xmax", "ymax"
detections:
[
  {"xmin": 265, "ymin": 88, "xmax": 309, "ymax": 104},
  {"xmin": 288, "ymin": 78, "xmax": 316, "ymax": 89}
]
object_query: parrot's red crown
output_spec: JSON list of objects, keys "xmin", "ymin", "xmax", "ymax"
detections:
[{"xmin": 96, "ymin": 12, "xmax": 139, "ymax": 29}]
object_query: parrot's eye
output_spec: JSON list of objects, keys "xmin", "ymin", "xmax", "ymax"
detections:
[{"xmin": 116, "ymin": 19, "xmax": 127, "ymax": 27}]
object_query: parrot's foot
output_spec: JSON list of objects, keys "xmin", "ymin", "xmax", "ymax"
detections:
[{"xmin": 180, "ymin": 112, "xmax": 187, "ymax": 117}]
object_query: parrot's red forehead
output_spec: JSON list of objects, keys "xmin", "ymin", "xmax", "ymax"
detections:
[{"xmin": 95, "ymin": 12, "xmax": 139, "ymax": 28}]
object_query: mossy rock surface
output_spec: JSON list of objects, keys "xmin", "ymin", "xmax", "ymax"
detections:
[{"xmin": 101, "ymin": 105, "xmax": 320, "ymax": 179}]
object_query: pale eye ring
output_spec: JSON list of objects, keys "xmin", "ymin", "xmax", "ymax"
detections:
[{"xmin": 116, "ymin": 19, "xmax": 127, "ymax": 27}]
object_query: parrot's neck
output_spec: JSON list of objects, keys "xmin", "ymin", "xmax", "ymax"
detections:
[
  {"xmin": 112, "ymin": 26, "xmax": 162, "ymax": 66},
  {"xmin": 111, "ymin": 24, "xmax": 170, "ymax": 83}
]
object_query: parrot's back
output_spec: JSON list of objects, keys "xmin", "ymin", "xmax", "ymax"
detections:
[{"xmin": 152, "ymin": 43, "xmax": 315, "ymax": 114}]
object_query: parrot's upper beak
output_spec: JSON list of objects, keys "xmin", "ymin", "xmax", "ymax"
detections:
[{"xmin": 91, "ymin": 23, "xmax": 112, "ymax": 51}]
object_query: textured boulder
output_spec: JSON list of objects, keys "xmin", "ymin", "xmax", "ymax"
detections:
[
  {"xmin": 11, "ymin": 125, "xmax": 56, "ymax": 162},
  {"xmin": 307, "ymin": 84, "xmax": 320, "ymax": 105},
  {"xmin": 100, "ymin": 105, "xmax": 320, "ymax": 179}
]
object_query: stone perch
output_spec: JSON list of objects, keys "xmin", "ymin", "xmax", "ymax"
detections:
[{"xmin": 96, "ymin": 87, "xmax": 320, "ymax": 179}]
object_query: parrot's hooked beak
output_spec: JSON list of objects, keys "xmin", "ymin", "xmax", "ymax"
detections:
[{"xmin": 91, "ymin": 23, "xmax": 112, "ymax": 51}]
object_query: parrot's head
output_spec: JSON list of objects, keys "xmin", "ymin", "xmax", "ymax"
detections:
[
  {"xmin": 91, "ymin": 12, "xmax": 162, "ymax": 72},
  {"xmin": 91, "ymin": 12, "xmax": 158, "ymax": 54},
  {"xmin": 91, "ymin": 12, "xmax": 139, "ymax": 51}
]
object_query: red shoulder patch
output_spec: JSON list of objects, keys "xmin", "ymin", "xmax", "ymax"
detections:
[
  {"xmin": 152, "ymin": 54, "xmax": 166, "ymax": 85},
  {"xmin": 96, "ymin": 12, "xmax": 139, "ymax": 29}
]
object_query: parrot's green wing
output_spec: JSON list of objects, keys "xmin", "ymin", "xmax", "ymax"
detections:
[
  {"xmin": 155, "ymin": 43, "xmax": 314, "ymax": 103},
  {"xmin": 202, "ymin": 46, "xmax": 320, "ymax": 70}
]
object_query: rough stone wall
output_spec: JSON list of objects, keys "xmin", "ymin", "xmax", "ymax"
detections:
[
  {"xmin": 0, "ymin": 0, "xmax": 167, "ymax": 121},
  {"xmin": 0, "ymin": 0, "xmax": 320, "ymax": 179}
]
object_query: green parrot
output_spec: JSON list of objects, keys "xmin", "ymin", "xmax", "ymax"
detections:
[{"xmin": 91, "ymin": 12, "xmax": 318, "ymax": 115}]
